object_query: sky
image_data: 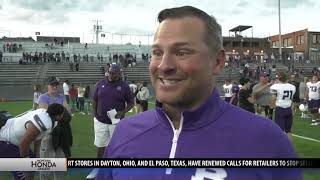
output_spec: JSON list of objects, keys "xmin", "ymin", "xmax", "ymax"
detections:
[{"xmin": 0, "ymin": 0, "xmax": 319, "ymax": 44}]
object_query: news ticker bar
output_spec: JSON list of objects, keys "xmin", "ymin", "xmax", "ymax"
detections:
[{"xmin": 0, "ymin": 158, "xmax": 319, "ymax": 171}]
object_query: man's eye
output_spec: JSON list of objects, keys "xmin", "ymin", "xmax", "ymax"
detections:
[
  {"xmin": 152, "ymin": 50, "xmax": 162, "ymax": 57},
  {"xmin": 176, "ymin": 50, "xmax": 191, "ymax": 57},
  {"xmin": 176, "ymin": 51, "xmax": 185, "ymax": 56}
]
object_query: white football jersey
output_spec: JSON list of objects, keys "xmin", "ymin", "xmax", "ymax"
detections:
[
  {"xmin": 306, "ymin": 81, "xmax": 320, "ymax": 100},
  {"xmin": 223, "ymin": 84, "xmax": 233, "ymax": 97},
  {"xmin": 0, "ymin": 109, "xmax": 53, "ymax": 146},
  {"xmin": 270, "ymin": 83, "xmax": 296, "ymax": 108}
]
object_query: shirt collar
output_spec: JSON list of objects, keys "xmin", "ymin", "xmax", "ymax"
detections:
[{"xmin": 155, "ymin": 88, "xmax": 227, "ymax": 130}]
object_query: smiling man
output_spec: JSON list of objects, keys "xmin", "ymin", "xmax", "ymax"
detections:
[{"xmin": 97, "ymin": 6, "xmax": 302, "ymax": 180}]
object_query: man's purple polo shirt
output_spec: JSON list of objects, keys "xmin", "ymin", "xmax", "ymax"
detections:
[{"xmin": 93, "ymin": 79, "xmax": 134, "ymax": 124}]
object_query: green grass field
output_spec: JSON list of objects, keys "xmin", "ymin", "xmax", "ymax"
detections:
[{"xmin": 0, "ymin": 101, "xmax": 319, "ymax": 179}]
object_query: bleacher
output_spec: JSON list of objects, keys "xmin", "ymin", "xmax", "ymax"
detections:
[
  {"xmin": 0, "ymin": 41, "xmax": 151, "ymax": 63},
  {"xmin": 0, "ymin": 64, "xmax": 39, "ymax": 85},
  {"xmin": 0, "ymin": 40, "xmax": 317, "ymax": 101}
]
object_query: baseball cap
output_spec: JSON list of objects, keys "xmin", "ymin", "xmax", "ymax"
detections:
[
  {"xmin": 260, "ymin": 72, "xmax": 269, "ymax": 77},
  {"xmin": 48, "ymin": 76, "xmax": 60, "ymax": 85},
  {"xmin": 108, "ymin": 64, "xmax": 121, "ymax": 73}
]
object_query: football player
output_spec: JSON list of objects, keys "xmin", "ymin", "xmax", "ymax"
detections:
[
  {"xmin": 223, "ymin": 80, "xmax": 233, "ymax": 102},
  {"xmin": 270, "ymin": 71, "xmax": 296, "ymax": 141},
  {"xmin": 305, "ymin": 75, "xmax": 320, "ymax": 125},
  {"xmin": 0, "ymin": 103, "xmax": 65, "ymax": 180}
]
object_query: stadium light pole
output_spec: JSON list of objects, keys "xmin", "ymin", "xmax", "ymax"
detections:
[{"xmin": 278, "ymin": 0, "xmax": 282, "ymax": 63}]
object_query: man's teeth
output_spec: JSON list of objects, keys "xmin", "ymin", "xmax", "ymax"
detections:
[{"xmin": 162, "ymin": 79, "xmax": 178, "ymax": 85}]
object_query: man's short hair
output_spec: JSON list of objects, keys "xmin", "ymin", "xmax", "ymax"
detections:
[
  {"xmin": 239, "ymin": 78, "xmax": 250, "ymax": 86},
  {"xmin": 157, "ymin": 6, "xmax": 222, "ymax": 55},
  {"xmin": 48, "ymin": 76, "xmax": 60, "ymax": 85},
  {"xmin": 47, "ymin": 103, "xmax": 64, "ymax": 119},
  {"xmin": 277, "ymin": 71, "xmax": 287, "ymax": 82}
]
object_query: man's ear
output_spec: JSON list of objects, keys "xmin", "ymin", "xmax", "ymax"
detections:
[{"xmin": 212, "ymin": 49, "xmax": 225, "ymax": 75}]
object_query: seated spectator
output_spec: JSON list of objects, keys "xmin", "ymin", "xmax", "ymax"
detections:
[{"xmin": 99, "ymin": 66, "xmax": 105, "ymax": 74}]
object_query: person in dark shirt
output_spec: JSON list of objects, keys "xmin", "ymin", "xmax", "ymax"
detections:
[
  {"xmin": 230, "ymin": 80, "xmax": 240, "ymax": 106},
  {"xmin": 288, "ymin": 74, "xmax": 300, "ymax": 114},
  {"xmin": 239, "ymin": 78, "xmax": 255, "ymax": 113}
]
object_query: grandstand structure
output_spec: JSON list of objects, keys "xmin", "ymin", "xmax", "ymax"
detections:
[{"xmin": 0, "ymin": 32, "xmax": 317, "ymax": 101}]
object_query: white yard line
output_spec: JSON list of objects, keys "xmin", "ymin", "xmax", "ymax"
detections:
[{"xmin": 292, "ymin": 134, "xmax": 320, "ymax": 143}]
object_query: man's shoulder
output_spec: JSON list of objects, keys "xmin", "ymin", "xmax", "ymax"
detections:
[
  {"xmin": 223, "ymin": 105, "xmax": 286, "ymax": 140},
  {"xmin": 110, "ymin": 109, "xmax": 159, "ymax": 149},
  {"xmin": 38, "ymin": 93, "xmax": 49, "ymax": 100},
  {"xmin": 117, "ymin": 110, "xmax": 158, "ymax": 134},
  {"xmin": 270, "ymin": 83, "xmax": 279, "ymax": 89},
  {"xmin": 31, "ymin": 109, "xmax": 53, "ymax": 131},
  {"xmin": 119, "ymin": 80, "xmax": 130, "ymax": 87},
  {"xmin": 252, "ymin": 83, "xmax": 261, "ymax": 89},
  {"xmin": 96, "ymin": 79, "xmax": 106, "ymax": 85}
]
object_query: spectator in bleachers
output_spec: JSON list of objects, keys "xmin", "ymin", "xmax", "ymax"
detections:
[
  {"xmin": 99, "ymin": 66, "xmax": 105, "ymax": 75},
  {"xmin": 86, "ymin": 54, "xmax": 89, "ymax": 62},
  {"xmin": 66, "ymin": 52, "xmax": 70, "ymax": 62},
  {"xmin": 97, "ymin": 53, "xmax": 101, "ymax": 62},
  {"xmin": 73, "ymin": 54, "xmax": 77, "ymax": 62},
  {"xmin": 43, "ymin": 52, "xmax": 47, "ymax": 62},
  {"xmin": 39, "ymin": 52, "xmax": 43, "ymax": 63},
  {"xmin": 61, "ymin": 51, "xmax": 65, "ymax": 62},
  {"xmin": 75, "ymin": 62, "xmax": 80, "ymax": 71},
  {"xmin": 69, "ymin": 60, "xmax": 74, "ymax": 71},
  {"xmin": 6, "ymin": 43, "xmax": 9, "ymax": 52},
  {"xmin": 0, "ymin": 51, "xmax": 2, "ymax": 62},
  {"xmin": 78, "ymin": 53, "xmax": 81, "ymax": 62},
  {"xmin": 56, "ymin": 52, "xmax": 61, "ymax": 63}
]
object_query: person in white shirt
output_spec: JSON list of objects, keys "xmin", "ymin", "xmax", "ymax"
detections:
[
  {"xmin": 33, "ymin": 84, "xmax": 42, "ymax": 110},
  {"xmin": 270, "ymin": 71, "xmax": 296, "ymax": 140},
  {"xmin": 0, "ymin": 104, "xmax": 65, "ymax": 180},
  {"xmin": 78, "ymin": 84, "xmax": 85, "ymax": 114},
  {"xmin": 136, "ymin": 82, "xmax": 150, "ymax": 112},
  {"xmin": 305, "ymin": 75, "xmax": 320, "ymax": 125},
  {"xmin": 223, "ymin": 80, "xmax": 233, "ymax": 102},
  {"xmin": 63, "ymin": 80, "xmax": 70, "ymax": 104},
  {"xmin": 129, "ymin": 81, "xmax": 138, "ymax": 113}
]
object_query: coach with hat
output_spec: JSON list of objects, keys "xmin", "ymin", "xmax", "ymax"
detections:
[
  {"xmin": 38, "ymin": 76, "xmax": 72, "ymax": 180},
  {"xmin": 87, "ymin": 64, "xmax": 134, "ymax": 179}
]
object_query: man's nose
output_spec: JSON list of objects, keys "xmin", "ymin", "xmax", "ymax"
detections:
[{"xmin": 157, "ymin": 53, "xmax": 176, "ymax": 74}]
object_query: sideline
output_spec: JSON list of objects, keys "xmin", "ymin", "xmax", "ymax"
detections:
[{"xmin": 292, "ymin": 134, "xmax": 320, "ymax": 143}]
